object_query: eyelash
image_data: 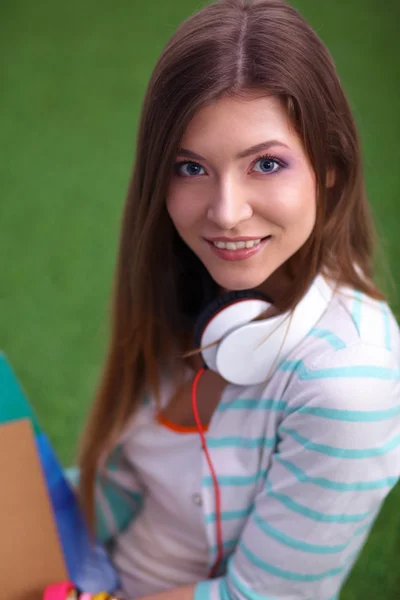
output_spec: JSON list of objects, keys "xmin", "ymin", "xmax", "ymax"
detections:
[{"xmin": 174, "ymin": 152, "xmax": 286, "ymax": 177}]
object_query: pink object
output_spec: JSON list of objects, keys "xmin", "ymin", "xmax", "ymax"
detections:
[
  {"xmin": 79, "ymin": 594, "xmax": 93, "ymax": 600},
  {"xmin": 43, "ymin": 582, "xmax": 74, "ymax": 600}
]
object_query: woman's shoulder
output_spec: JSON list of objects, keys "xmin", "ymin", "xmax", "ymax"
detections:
[
  {"xmin": 278, "ymin": 288, "xmax": 400, "ymax": 412},
  {"xmin": 295, "ymin": 286, "xmax": 399, "ymax": 364}
]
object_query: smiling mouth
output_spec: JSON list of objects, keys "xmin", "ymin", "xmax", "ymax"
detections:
[{"xmin": 208, "ymin": 236, "xmax": 271, "ymax": 250}]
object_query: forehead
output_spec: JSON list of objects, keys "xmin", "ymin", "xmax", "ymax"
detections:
[{"xmin": 179, "ymin": 94, "xmax": 299, "ymax": 152}]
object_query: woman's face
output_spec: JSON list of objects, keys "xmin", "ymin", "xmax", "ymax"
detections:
[{"xmin": 166, "ymin": 94, "xmax": 317, "ymax": 295}]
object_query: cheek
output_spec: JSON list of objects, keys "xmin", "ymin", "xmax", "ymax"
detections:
[
  {"xmin": 166, "ymin": 183, "xmax": 204, "ymax": 232},
  {"xmin": 266, "ymin": 175, "xmax": 316, "ymax": 229}
]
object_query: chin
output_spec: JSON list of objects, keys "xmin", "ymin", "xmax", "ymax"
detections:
[{"xmin": 206, "ymin": 268, "xmax": 270, "ymax": 293}]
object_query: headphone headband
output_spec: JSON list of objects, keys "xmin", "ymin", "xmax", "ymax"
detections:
[
  {"xmin": 194, "ymin": 289, "xmax": 272, "ymax": 349},
  {"xmin": 195, "ymin": 274, "xmax": 334, "ymax": 385}
]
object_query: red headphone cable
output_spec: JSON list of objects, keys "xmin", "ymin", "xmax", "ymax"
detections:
[{"xmin": 191, "ymin": 367, "xmax": 224, "ymax": 578}]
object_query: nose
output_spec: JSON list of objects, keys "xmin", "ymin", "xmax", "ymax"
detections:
[{"xmin": 206, "ymin": 177, "xmax": 253, "ymax": 230}]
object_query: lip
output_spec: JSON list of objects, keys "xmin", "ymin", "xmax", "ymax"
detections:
[
  {"xmin": 205, "ymin": 236, "xmax": 268, "ymax": 242},
  {"xmin": 205, "ymin": 236, "xmax": 271, "ymax": 262}
]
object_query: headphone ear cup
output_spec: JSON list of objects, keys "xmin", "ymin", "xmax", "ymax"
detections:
[{"xmin": 194, "ymin": 290, "xmax": 272, "ymax": 348}]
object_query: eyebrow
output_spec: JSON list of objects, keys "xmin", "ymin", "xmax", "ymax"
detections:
[{"xmin": 177, "ymin": 140, "xmax": 290, "ymax": 161}]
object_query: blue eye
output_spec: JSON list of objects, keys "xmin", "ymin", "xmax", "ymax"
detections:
[
  {"xmin": 175, "ymin": 161, "xmax": 206, "ymax": 177},
  {"xmin": 175, "ymin": 154, "xmax": 285, "ymax": 177},
  {"xmin": 252, "ymin": 155, "xmax": 283, "ymax": 174}
]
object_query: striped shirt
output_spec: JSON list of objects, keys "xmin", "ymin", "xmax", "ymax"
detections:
[{"xmin": 96, "ymin": 284, "xmax": 400, "ymax": 600}]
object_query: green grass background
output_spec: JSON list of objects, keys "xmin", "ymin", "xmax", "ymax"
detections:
[{"xmin": 1, "ymin": 0, "xmax": 399, "ymax": 597}]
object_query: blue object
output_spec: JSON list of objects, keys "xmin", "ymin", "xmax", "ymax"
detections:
[{"xmin": 0, "ymin": 353, "xmax": 120, "ymax": 593}]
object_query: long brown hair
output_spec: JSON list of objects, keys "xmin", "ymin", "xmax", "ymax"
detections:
[{"xmin": 78, "ymin": 0, "xmax": 386, "ymax": 529}]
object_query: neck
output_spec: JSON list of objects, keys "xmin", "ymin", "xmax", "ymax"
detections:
[
  {"xmin": 255, "ymin": 263, "xmax": 294, "ymax": 304},
  {"xmin": 219, "ymin": 263, "xmax": 294, "ymax": 305}
]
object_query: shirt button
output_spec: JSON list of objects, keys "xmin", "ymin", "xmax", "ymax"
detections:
[{"xmin": 192, "ymin": 493, "xmax": 203, "ymax": 506}]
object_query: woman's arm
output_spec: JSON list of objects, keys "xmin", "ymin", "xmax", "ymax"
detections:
[{"xmin": 142, "ymin": 342, "xmax": 400, "ymax": 600}]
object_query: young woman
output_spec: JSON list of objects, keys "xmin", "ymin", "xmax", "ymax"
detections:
[{"xmin": 78, "ymin": 0, "xmax": 400, "ymax": 599}]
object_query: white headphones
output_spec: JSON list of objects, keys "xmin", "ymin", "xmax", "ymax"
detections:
[{"xmin": 194, "ymin": 274, "xmax": 335, "ymax": 385}]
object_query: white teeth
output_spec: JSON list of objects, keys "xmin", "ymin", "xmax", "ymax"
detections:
[{"xmin": 212, "ymin": 238, "xmax": 262, "ymax": 250}]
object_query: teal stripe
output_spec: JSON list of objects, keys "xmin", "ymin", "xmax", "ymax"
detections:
[
  {"xmin": 296, "ymin": 404, "xmax": 400, "ymax": 422},
  {"xmin": 227, "ymin": 554, "xmax": 347, "ymax": 600},
  {"xmin": 279, "ymin": 359, "xmax": 400, "ymax": 380},
  {"xmin": 203, "ymin": 470, "xmax": 267, "ymax": 487},
  {"xmin": 276, "ymin": 456, "xmax": 398, "ymax": 491},
  {"xmin": 194, "ymin": 580, "xmax": 213, "ymax": 600},
  {"xmin": 217, "ymin": 398, "xmax": 288, "ymax": 412},
  {"xmin": 106, "ymin": 446, "xmax": 123, "ymax": 472},
  {"xmin": 219, "ymin": 397, "xmax": 400, "ymax": 423},
  {"xmin": 218, "ymin": 579, "xmax": 232, "ymax": 600},
  {"xmin": 206, "ymin": 436, "xmax": 276, "ymax": 449},
  {"xmin": 307, "ymin": 328, "xmax": 346, "ymax": 350},
  {"xmin": 381, "ymin": 303, "xmax": 392, "ymax": 351},
  {"xmin": 253, "ymin": 512, "xmax": 349, "ymax": 554},
  {"xmin": 206, "ymin": 507, "xmax": 252, "ymax": 524},
  {"xmin": 265, "ymin": 479, "xmax": 372, "ymax": 523},
  {"xmin": 352, "ymin": 290, "xmax": 363, "ymax": 336},
  {"xmin": 101, "ymin": 479, "xmax": 143, "ymax": 533},
  {"xmin": 239, "ymin": 540, "xmax": 344, "ymax": 581},
  {"xmin": 354, "ymin": 520, "xmax": 374, "ymax": 536},
  {"xmin": 210, "ymin": 538, "xmax": 238, "ymax": 554},
  {"xmin": 227, "ymin": 563, "xmax": 278, "ymax": 600},
  {"xmin": 279, "ymin": 426, "xmax": 400, "ymax": 459},
  {"xmin": 95, "ymin": 499, "xmax": 113, "ymax": 543}
]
